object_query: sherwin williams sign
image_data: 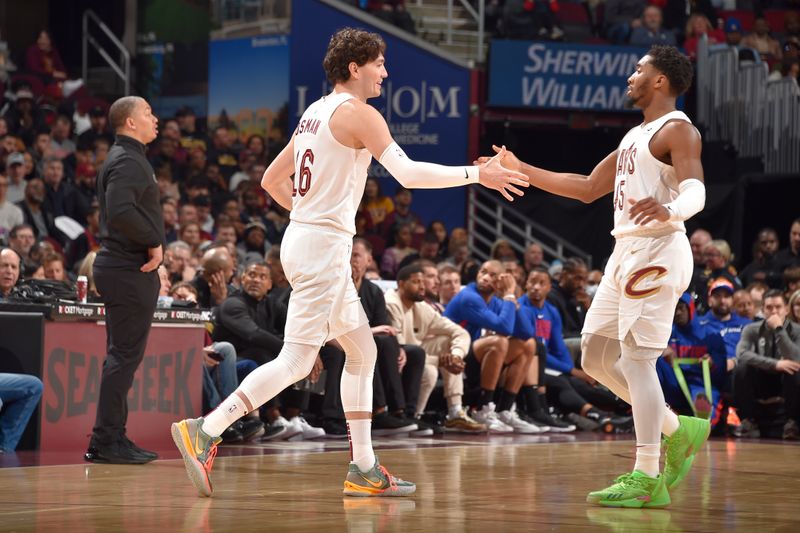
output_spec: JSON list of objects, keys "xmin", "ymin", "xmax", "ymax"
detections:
[{"xmin": 489, "ymin": 41, "xmax": 648, "ymax": 111}]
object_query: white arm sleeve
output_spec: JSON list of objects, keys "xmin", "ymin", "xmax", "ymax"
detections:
[
  {"xmin": 379, "ymin": 142, "xmax": 479, "ymax": 189},
  {"xmin": 664, "ymin": 178, "xmax": 705, "ymax": 222}
]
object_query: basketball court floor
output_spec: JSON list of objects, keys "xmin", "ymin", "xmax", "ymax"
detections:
[{"xmin": 0, "ymin": 433, "xmax": 797, "ymax": 532}]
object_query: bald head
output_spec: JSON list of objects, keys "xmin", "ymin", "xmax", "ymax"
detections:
[
  {"xmin": 201, "ymin": 247, "xmax": 233, "ymax": 281},
  {"xmin": 109, "ymin": 96, "xmax": 142, "ymax": 131}
]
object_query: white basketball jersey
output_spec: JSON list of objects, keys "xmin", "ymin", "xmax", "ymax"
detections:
[
  {"xmin": 611, "ymin": 110, "xmax": 694, "ymax": 238},
  {"xmin": 289, "ymin": 91, "xmax": 372, "ymax": 236}
]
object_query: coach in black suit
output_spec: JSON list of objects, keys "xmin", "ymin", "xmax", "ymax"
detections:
[{"xmin": 84, "ymin": 96, "xmax": 164, "ymax": 464}]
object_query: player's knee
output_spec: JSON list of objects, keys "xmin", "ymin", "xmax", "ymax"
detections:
[
  {"xmin": 580, "ymin": 335, "xmax": 603, "ymax": 378},
  {"xmin": 281, "ymin": 342, "xmax": 319, "ymax": 381}
]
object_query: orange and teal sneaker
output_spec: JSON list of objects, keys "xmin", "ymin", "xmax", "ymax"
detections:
[
  {"xmin": 342, "ymin": 457, "xmax": 416, "ymax": 497},
  {"xmin": 171, "ymin": 417, "xmax": 222, "ymax": 497},
  {"xmin": 586, "ymin": 471, "xmax": 670, "ymax": 508},
  {"xmin": 663, "ymin": 415, "xmax": 711, "ymax": 489}
]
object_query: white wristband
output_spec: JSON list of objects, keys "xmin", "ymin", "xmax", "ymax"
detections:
[
  {"xmin": 664, "ymin": 178, "xmax": 705, "ymax": 222},
  {"xmin": 379, "ymin": 142, "xmax": 479, "ymax": 189}
]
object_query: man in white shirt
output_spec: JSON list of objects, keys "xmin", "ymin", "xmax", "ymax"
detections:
[{"xmin": 0, "ymin": 173, "xmax": 24, "ymax": 239}]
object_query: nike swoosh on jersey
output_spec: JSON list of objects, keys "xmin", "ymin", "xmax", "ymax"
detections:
[{"xmin": 464, "ymin": 168, "xmax": 469, "ymax": 179}]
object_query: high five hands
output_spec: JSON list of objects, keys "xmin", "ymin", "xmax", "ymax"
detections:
[{"xmin": 474, "ymin": 145, "xmax": 529, "ymax": 202}]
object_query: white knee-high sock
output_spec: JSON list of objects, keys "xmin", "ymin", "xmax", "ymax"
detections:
[
  {"xmin": 202, "ymin": 342, "xmax": 319, "ymax": 438},
  {"xmin": 337, "ymin": 324, "xmax": 378, "ymax": 471},
  {"xmin": 582, "ymin": 334, "xmax": 680, "ymax": 437},
  {"xmin": 618, "ymin": 347, "xmax": 665, "ymax": 478}
]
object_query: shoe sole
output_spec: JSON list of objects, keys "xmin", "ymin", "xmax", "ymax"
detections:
[
  {"xmin": 668, "ymin": 419, "xmax": 711, "ymax": 490},
  {"xmin": 342, "ymin": 481, "xmax": 417, "ymax": 497},
  {"xmin": 170, "ymin": 422, "xmax": 213, "ymax": 498}
]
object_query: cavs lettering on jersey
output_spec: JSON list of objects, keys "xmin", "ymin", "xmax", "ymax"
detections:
[
  {"xmin": 290, "ymin": 91, "xmax": 372, "ymax": 236},
  {"xmin": 611, "ymin": 110, "xmax": 694, "ymax": 238}
]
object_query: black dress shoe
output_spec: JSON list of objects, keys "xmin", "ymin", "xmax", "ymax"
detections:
[
  {"xmin": 122, "ymin": 436, "xmax": 159, "ymax": 460},
  {"xmin": 236, "ymin": 418, "xmax": 265, "ymax": 441},
  {"xmin": 221, "ymin": 424, "xmax": 244, "ymax": 444},
  {"xmin": 84, "ymin": 440, "xmax": 154, "ymax": 464}
]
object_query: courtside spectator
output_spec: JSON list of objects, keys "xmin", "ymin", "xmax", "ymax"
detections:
[
  {"xmin": 0, "ymin": 174, "xmax": 24, "ymax": 237},
  {"xmin": 0, "ymin": 372, "xmax": 44, "ymax": 453},
  {"xmin": 733, "ymin": 289, "xmax": 756, "ymax": 321}
]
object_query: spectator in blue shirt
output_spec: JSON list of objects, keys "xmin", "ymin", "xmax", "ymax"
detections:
[
  {"xmin": 657, "ymin": 293, "xmax": 728, "ymax": 427},
  {"xmin": 444, "ymin": 260, "xmax": 540, "ymax": 433},
  {"xmin": 518, "ymin": 268, "xmax": 631, "ymax": 432},
  {"xmin": 699, "ymin": 278, "xmax": 752, "ymax": 371}
]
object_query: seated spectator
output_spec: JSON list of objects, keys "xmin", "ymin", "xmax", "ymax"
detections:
[
  {"xmin": 163, "ymin": 240, "xmax": 194, "ymax": 285},
  {"xmin": 773, "ymin": 218, "xmax": 800, "ymax": 275},
  {"xmin": 0, "ymin": 372, "xmax": 44, "ymax": 453},
  {"xmin": 385, "ymin": 264, "xmax": 484, "ymax": 432},
  {"xmin": 4, "ymin": 153, "xmax": 27, "ymax": 204},
  {"xmin": 3, "ymin": 89, "xmax": 45, "ymax": 146},
  {"xmin": 658, "ymin": 293, "xmax": 728, "ymax": 425},
  {"xmin": 734, "ymin": 290, "xmax": 800, "ymax": 439},
  {"xmin": 190, "ymin": 244, "xmax": 235, "ymax": 309},
  {"xmin": 42, "ymin": 252, "xmax": 70, "ymax": 283},
  {"xmin": 238, "ymin": 221, "xmax": 270, "ymax": 266},
  {"xmin": 785, "ymin": 266, "xmax": 800, "ymax": 301},
  {"xmin": 733, "ymin": 288, "xmax": 756, "ymax": 321},
  {"xmin": 359, "ymin": 177, "xmax": 393, "ymax": 235},
  {"xmin": 790, "ymin": 290, "xmax": 800, "ymax": 323},
  {"xmin": 17, "ymin": 177, "xmax": 61, "ymax": 243},
  {"xmin": 0, "ymin": 173, "xmax": 24, "ymax": 238},
  {"xmin": 502, "ymin": 260, "xmax": 526, "ymax": 299},
  {"xmin": 444, "ymin": 260, "xmax": 541, "ymax": 433},
  {"xmin": 176, "ymin": 106, "xmax": 207, "ymax": 153},
  {"xmin": 6, "ymin": 224, "xmax": 35, "ymax": 272},
  {"xmin": 367, "ymin": 1, "xmax": 416, "ymax": 34},
  {"xmin": 697, "ymin": 239, "xmax": 741, "ymax": 313},
  {"xmin": 380, "ymin": 223, "xmax": 416, "ymax": 280},
  {"xmin": 546, "ymin": 257, "xmax": 590, "ymax": 339},
  {"xmin": 586, "ymin": 269, "xmax": 603, "ymax": 299},
  {"xmin": 724, "ymin": 17, "xmax": 743, "ymax": 48},
  {"xmin": 245, "ymin": 134, "xmax": 268, "ymax": 164},
  {"xmin": 427, "ymin": 221, "xmax": 448, "ymax": 259},
  {"xmin": 350, "ymin": 238, "xmax": 423, "ymax": 436},
  {"xmin": 523, "ymin": 242, "xmax": 549, "ymax": 275},
  {"xmin": 179, "ymin": 222, "xmax": 206, "ymax": 258},
  {"xmin": 25, "ymin": 30, "xmax": 66, "ymax": 84},
  {"xmin": 741, "ymin": 17, "xmax": 783, "ymax": 64},
  {"xmin": 77, "ymin": 105, "xmax": 114, "ymax": 150},
  {"xmin": 397, "ymin": 231, "xmax": 441, "ymax": 272},
  {"xmin": 490, "ymin": 238, "xmax": 517, "ymax": 262},
  {"xmin": 748, "ymin": 281, "xmax": 769, "ymax": 320},
  {"xmin": 0, "ymin": 247, "xmax": 21, "ymax": 298},
  {"xmin": 381, "ymin": 187, "xmax": 423, "ymax": 246},
  {"xmin": 265, "ymin": 245, "xmax": 291, "ymax": 306},
  {"xmin": 41, "ymin": 156, "xmax": 73, "ymax": 219},
  {"xmin": 684, "ymin": 13, "xmax": 726, "ymax": 60},
  {"xmin": 740, "ymin": 228, "xmax": 781, "ymax": 288},
  {"xmin": 662, "ymin": 0, "xmax": 718, "ymax": 43},
  {"xmin": 65, "ymin": 163, "xmax": 97, "ymax": 226},
  {"xmin": 518, "ymin": 268, "xmax": 624, "ymax": 431},
  {"xmin": 630, "ymin": 5, "xmax": 677, "ymax": 46},
  {"xmin": 502, "ymin": 0, "xmax": 537, "ymax": 40},
  {"xmin": 438, "ymin": 263, "xmax": 462, "ymax": 307},
  {"xmin": 239, "ymin": 185, "xmax": 280, "ymax": 244},
  {"xmin": 700, "ymin": 278, "xmax": 751, "ymax": 373},
  {"xmin": 49, "ymin": 115, "xmax": 75, "ymax": 161},
  {"xmin": 161, "ymin": 198, "xmax": 178, "ymax": 244},
  {"xmin": 213, "ymin": 261, "xmax": 324, "ymax": 440},
  {"xmin": 604, "ymin": 0, "xmax": 646, "ymax": 44}
]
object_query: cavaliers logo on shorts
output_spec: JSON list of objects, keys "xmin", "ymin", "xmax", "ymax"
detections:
[{"xmin": 624, "ymin": 266, "xmax": 668, "ymax": 299}]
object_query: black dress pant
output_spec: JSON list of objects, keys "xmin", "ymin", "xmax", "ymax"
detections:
[
  {"xmin": 92, "ymin": 266, "xmax": 159, "ymax": 445},
  {"xmin": 373, "ymin": 335, "xmax": 403, "ymax": 412},
  {"xmin": 733, "ymin": 363, "xmax": 800, "ymax": 422},
  {"xmin": 320, "ymin": 344, "xmax": 346, "ymax": 420}
]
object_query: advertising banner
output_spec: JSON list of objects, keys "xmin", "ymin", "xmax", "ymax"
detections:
[
  {"xmin": 489, "ymin": 41, "xmax": 649, "ymax": 112},
  {"xmin": 40, "ymin": 322, "xmax": 204, "ymax": 452}
]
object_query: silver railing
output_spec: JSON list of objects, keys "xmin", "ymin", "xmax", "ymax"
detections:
[
  {"xmin": 468, "ymin": 186, "xmax": 593, "ymax": 267},
  {"xmin": 82, "ymin": 9, "xmax": 130, "ymax": 96},
  {"xmin": 696, "ymin": 35, "xmax": 800, "ymax": 173}
]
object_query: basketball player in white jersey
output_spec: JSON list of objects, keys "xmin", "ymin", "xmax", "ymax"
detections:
[
  {"xmin": 478, "ymin": 46, "xmax": 710, "ymax": 508},
  {"xmin": 171, "ymin": 27, "xmax": 528, "ymax": 498}
]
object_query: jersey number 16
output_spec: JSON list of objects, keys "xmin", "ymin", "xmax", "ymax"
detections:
[{"xmin": 293, "ymin": 149, "xmax": 314, "ymax": 197}]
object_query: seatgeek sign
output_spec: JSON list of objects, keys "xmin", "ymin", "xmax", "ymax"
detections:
[
  {"xmin": 290, "ymin": 0, "xmax": 472, "ymax": 228},
  {"xmin": 489, "ymin": 41, "xmax": 648, "ymax": 112}
]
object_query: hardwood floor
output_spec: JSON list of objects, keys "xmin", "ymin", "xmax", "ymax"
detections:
[{"xmin": 0, "ymin": 436, "xmax": 798, "ymax": 532}]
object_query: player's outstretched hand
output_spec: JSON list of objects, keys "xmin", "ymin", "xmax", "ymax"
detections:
[
  {"xmin": 476, "ymin": 145, "xmax": 529, "ymax": 201},
  {"xmin": 474, "ymin": 144, "xmax": 523, "ymax": 172},
  {"xmin": 628, "ymin": 197, "xmax": 670, "ymax": 225}
]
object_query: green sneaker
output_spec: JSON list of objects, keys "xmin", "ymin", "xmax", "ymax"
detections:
[
  {"xmin": 586, "ymin": 471, "xmax": 670, "ymax": 508},
  {"xmin": 342, "ymin": 457, "xmax": 416, "ymax": 497},
  {"xmin": 663, "ymin": 415, "xmax": 711, "ymax": 489},
  {"xmin": 171, "ymin": 417, "xmax": 223, "ymax": 497}
]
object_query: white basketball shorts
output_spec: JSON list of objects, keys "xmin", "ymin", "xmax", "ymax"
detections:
[{"xmin": 280, "ymin": 221, "xmax": 368, "ymax": 346}]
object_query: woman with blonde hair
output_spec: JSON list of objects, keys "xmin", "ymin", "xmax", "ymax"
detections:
[
  {"xmin": 788, "ymin": 290, "xmax": 800, "ymax": 323},
  {"xmin": 684, "ymin": 13, "xmax": 725, "ymax": 59},
  {"xmin": 77, "ymin": 251, "xmax": 101, "ymax": 301}
]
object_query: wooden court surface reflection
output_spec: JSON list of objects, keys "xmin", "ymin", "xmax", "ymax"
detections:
[{"xmin": 0, "ymin": 438, "xmax": 798, "ymax": 532}]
